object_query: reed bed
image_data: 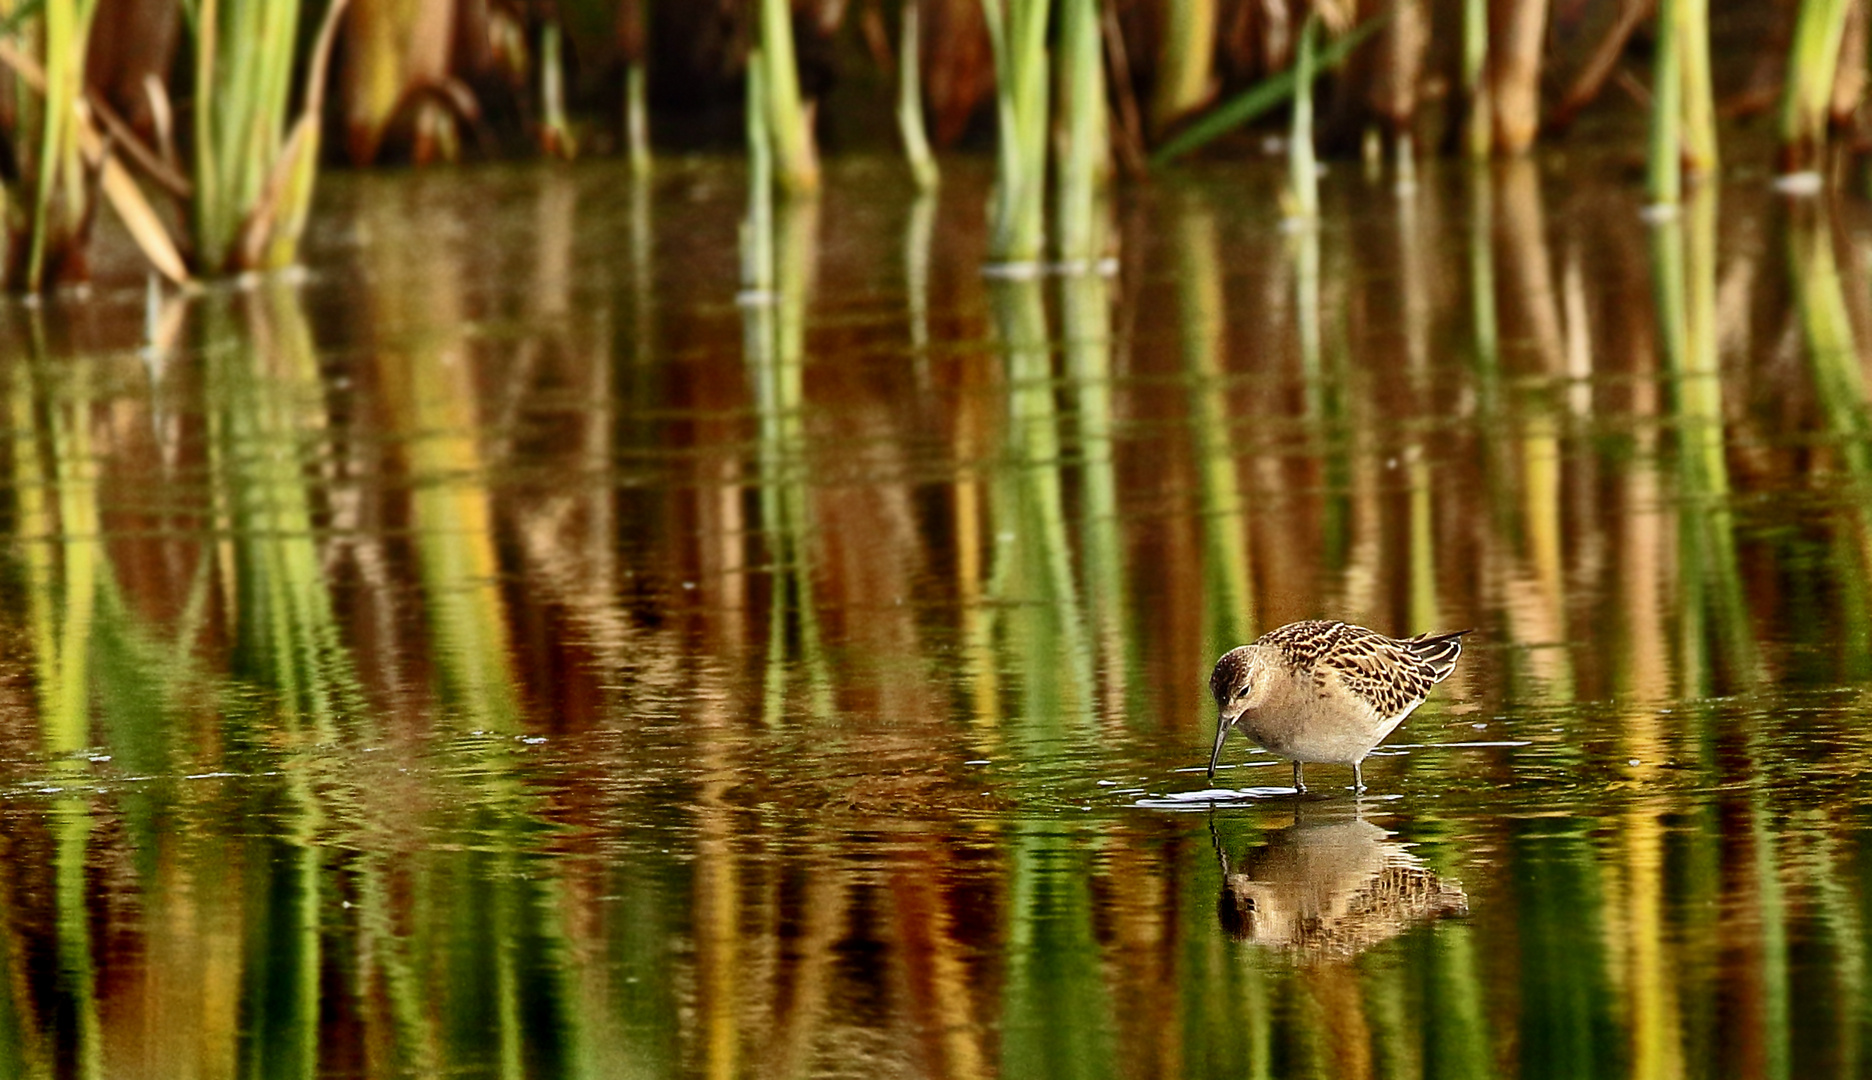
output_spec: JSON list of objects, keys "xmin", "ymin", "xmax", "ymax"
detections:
[{"xmin": 0, "ymin": 0, "xmax": 1860, "ymax": 286}]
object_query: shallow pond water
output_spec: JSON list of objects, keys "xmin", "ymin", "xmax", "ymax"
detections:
[{"xmin": 0, "ymin": 152, "xmax": 1869, "ymax": 1077}]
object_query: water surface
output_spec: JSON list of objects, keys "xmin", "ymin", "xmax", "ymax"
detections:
[{"xmin": 0, "ymin": 153, "xmax": 1868, "ymax": 1077}]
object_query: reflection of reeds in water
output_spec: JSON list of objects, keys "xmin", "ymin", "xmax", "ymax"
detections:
[
  {"xmin": 1795, "ymin": 197, "xmax": 1872, "ymax": 681},
  {"xmin": 1654, "ymin": 192, "xmax": 1757, "ymax": 693},
  {"xmin": 200, "ymin": 283, "xmax": 351, "ymax": 1079},
  {"xmin": 205, "ymin": 286, "xmax": 356, "ymax": 731},
  {"xmin": 748, "ymin": 195, "xmax": 834, "ymax": 723},
  {"xmin": 742, "ymin": 54, "xmax": 834, "ymax": 722},
  {"xmin": 7, "ymin": 320, "xmax": 107, "ymax": 1075},
  {"xmin": 374, "ymin": 281, "xmax": 521, "ymax": 727},
  {"xmin": 12, "ymin": 325, "xmax": 101, "ymax": 756},
  {"xmin": 988, "ymin": 275, "xmax": 1093, "ymax": 736},
  {"xmin": 355, "ymin": 183, "xmax": 600, "ymax": 1075},
  {"xmin": 1063, "ymin": 261, "xmax": 1131, "ymax": 722},
  {"xmin": 1177, "ymin": 196, "xmax": 1252, "ymax": 653},
  {"xmin": 1002, "ymin": 822, "xmax": 1115, "ymax": 1078},
  {"xmin": 1472, "ymin": 162, "xmax": 1578, "ymax": 701}
]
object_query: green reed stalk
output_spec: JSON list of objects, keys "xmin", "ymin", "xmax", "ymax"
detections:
[
  {"xmin": 981, "ymin": 0, "xmax": 1051, "ymax": 264},
  {"xmin": 188, "ymin": 0, "xmax": 345, "ymax": 272},
  {"xmin": 192, "ymin": 0, "xmax": 300, "ymax": 267},
  {"xmin": 1462, "ymin": 0, "xmax": 1491, "ymax": 159},
  {"xmin": 626, "ymin": 62, "xmax": 652, "ymax": 176},
  {"xmin": 758, "ymin": 0, "xmax": 820, "ymax": 193},
  {"xmin": 1150, "ymin": 0, "xmax": 1214, "ymax": 133},
  {"xmin": 1055, "ymin": 0, "xmax": 1104, "ymax": 262},
  {"xmin": 1680, "ymin": 0, "xmax": 1717, "ymax": 176},
  {"xmin": 1287, "ymin": 13, "xmax": 1320, "ymax": 223},
  {"xmin": 1147, "ymin": 12, "xmax": 1386, "ymax": 165},
  {"xmin": 15, "ymin": 0, "xmax": 101, "ymax": 290},
  {"xmin": 897, "ymin": 1, "xmax": 940, "ymax": 190},
  {"xmin": 744, "ymin": 49, "xmax": 775, "ymax": 291},
  {"xmin": 1779, "ymin": 0, "xmax": 1853, "ymax": 175},
  {"xmin": 540, "ymin": 21, "xmax": 576, "ymax": 157},
  {"xmin": 1648, "ymin": 0, "xmax": 1682, "ymax": 207}
]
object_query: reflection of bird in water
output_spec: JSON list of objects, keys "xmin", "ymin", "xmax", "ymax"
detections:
[
  {"xmin": 1213, "ymin": 814, "xmax": 1468, "ymax": 955},
  {"xmin": 1207, "ymin": 620, "xmax": 1468, "ymax": 793}
]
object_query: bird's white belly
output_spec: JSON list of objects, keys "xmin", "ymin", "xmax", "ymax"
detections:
[{"xmin": 1240, "ymin": 699, "xmax": 1406, "ymax": 764}]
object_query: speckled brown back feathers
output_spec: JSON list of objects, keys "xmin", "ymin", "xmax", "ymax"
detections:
[{"xmin": 1255, "ymin": 620, "xmax": 1468, "ymax": 720}]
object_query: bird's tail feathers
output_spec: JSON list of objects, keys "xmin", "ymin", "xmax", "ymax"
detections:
[{"xmin": 1407, "ymin": 629, "xmax": 1469, "ymax": 683}]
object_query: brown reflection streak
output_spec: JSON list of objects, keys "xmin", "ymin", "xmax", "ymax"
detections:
[
  {"xmin": 1100, "ymin": 833, "xmax": 1182, "ymax": 1078},
  {"xmin": 138, "ymin": 843, "xmax": 241, "ymax": 1079},
  {"xmin": 696, "ymin": 701, "xmax": 740, "ymax": 1080},
  {"xmin": 954, "ymin": 343, "xmax": 1001, "ymax": 736},
  {"xmin": 888, "ymin": 837, "xmax": 987, "ymax": 1080},
  {"xmin": 1483, "ymin": 161, "xmax": 1573, "ymax": 696},
  {"xmin": 1311, "ymin": 965, "xmax": 1373, "ymax": 1080},
  {"xmin": 758, "ymin": 854, "xmax": 848, "ymax": 1080}
]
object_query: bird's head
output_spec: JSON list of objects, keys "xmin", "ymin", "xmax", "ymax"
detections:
[{"xmin": 1207, "ymin": 646, "xmax": 1270, "ymax": 782}]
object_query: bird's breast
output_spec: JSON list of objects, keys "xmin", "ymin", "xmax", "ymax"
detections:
[{"xmin": 1236, "ymin": 672, "xmax": 1399, "ymax": 763}]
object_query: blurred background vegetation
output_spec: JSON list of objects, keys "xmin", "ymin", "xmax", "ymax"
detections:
[{"xmin": 0, "ymin": 0, "xmax": 1865, "ymax": 286}]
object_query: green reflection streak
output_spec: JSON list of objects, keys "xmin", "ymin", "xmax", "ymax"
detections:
[
  {"xmin": 56, "ymin": 798, "xmax": 99, "ymax": 1080},
  {"xmin": 10, "ymin": 319, "xmax": 104, "ymax": 1079},
  {"xmin": 1467, "ymin": 169, "xmax": 1500, "ymax": 416},
  {"xmin": 747, "ymin": 195, "xmax": 833, "ymax": 725},
  {"xmin": 205, "ymin": 285, "xmax": 355, "ymax": 734},
  {"xmin": 372, "ymin": 286, "xmax": 520, "ymax": 729},
  {"xmin": 1177, "ymin": 196, "xmax": 1252, "ymax": 652},
  {"xmin": 1002, "ymin": 826, "xmax": 1115, "ymax": 1080},
  {"xmin": 1804, "ymin": 818, "xmax": 1866, "ymax": 1076},
  {"xmin": 203, "ymin": 283, "xmax": 342, "ymax": 1079},
  {"xmin": 362, "ymin": 187, "xmax": 593, "ymax": 1078},
  {"xmin": 988, "ymin": 275, "xmax": 1093, "ymax": 742},
  {"xmin": 907, "ymin": 193, "xmax": 936, "ymax": 379},
  {"xmin": 354, "ymin": 854, "xmax": 439, "ymax": 1076},
  {"xmin": 1398, "ymin": 181, "xmax": 1441, "ymax": 634},
  {"xmin": 1425, "ymin": 924, "xmax": 1490, "ymax": 1080},
  {"xmin": 1062, "ymin": 258, "xmax": 1132, "ymax": 717},
  {"xmin": 1362, "ymin": 957, "xmax": 1421, "ymax": 1080},
  {"xmin": 19, "ymin": 324, "xmax": 101, "ymax": 757},
  {"xmin": 1790, "ymin": 197, "xmax": 1872, "ymax": 677},
  {"xmin": 1652, "ymin": 193, "xmax": 1757, "ymax": 695},
  {"xmin": 1185, "ymin": 822, "xmax": 1268, "ymax": 1078},
  {"xmin": 1514, "ymin": 826, "xmax": 1617, "ymax": 1080},
  {"xmin": 1753, "ymin": 794, "xmax": 1790, "ymax": 1080}
]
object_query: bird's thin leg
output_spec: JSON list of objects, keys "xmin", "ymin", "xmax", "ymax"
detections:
[
  {"xmin": 1292, "ymin": 761, "xmax": 1306, "ymax": 794},
  {"xmin": 1353, "ymin": 760, "xmax": 1365, "ymax": 794}
]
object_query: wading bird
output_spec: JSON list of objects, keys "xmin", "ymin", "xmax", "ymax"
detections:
[{"xmin": 1207, "ymin": 620, "xmax": 1467, "ymax": 793}]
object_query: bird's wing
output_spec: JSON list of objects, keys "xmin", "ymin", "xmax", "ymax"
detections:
[{"xmin": 1260, "ymin": 621, "xmax": 1445, "ymax": 718}]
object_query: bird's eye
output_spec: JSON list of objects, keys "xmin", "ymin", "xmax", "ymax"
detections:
[{"xmin": 1234, "ymin": 686, "xmax": 1251, "ymax": 699}]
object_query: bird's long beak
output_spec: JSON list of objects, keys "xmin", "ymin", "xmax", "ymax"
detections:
[{"xmin": 1207, "ymin": 717, "xmax": 1231, "ymax": 784}]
